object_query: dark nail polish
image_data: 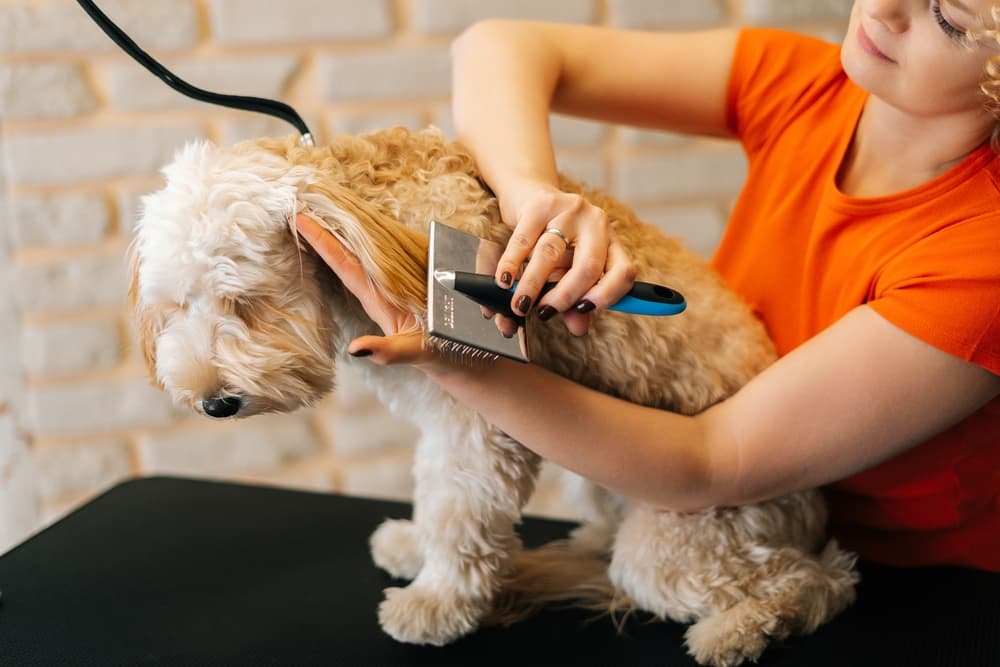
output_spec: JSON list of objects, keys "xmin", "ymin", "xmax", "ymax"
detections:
[
  {"xmin": 350, "ymin": 348, "xmax": 372, "ymax": 357},
  {"xmin": 537, "ymin": 305, "xmax": 557, "ymax": 321},
  {"xmin": 575, "ymin": 300, "xmax": 596, "ymax": 314},
  {"xmin": 500, "ymin": 271, "xmax": 512, "ymax": 286},
  {"xmin": 516, "ymin": 295, "xmax": 532, "ymax": 314}
]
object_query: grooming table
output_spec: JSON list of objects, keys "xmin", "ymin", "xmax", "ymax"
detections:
[{"xmin": 0, "ymin": 477, "xmax": 997, "ymax": 666}]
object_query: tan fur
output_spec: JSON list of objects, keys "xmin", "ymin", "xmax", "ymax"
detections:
[
  {"xmin": 127, "ymin": 247, "xmax": 162, "ymax": 384},
  {"xmin": 130, "ymin": 127, "xmax": 858, "ymax": 665}
]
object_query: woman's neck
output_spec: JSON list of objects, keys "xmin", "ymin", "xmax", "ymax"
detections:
[{"xmin": 837, "ymin": 96, "xmax": 993, "ymax": 198}]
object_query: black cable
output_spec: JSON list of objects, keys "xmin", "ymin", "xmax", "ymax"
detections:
[{"xmin": 76, "ymin": 0, "xmax": 313, "ymax": 140}]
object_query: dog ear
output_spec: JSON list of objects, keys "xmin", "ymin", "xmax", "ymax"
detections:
[
  {"xmin": 299, "ymin": 180, "xmax": 428, "ymax": 328},
  {"xmin": 127, "ymin": 242, "xmax": 165, "ymax": 387}
]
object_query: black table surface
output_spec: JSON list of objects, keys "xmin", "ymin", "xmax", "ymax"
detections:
[{"xmin": 0, "ymin": 476, "xmax": 997, "ymax": 666}]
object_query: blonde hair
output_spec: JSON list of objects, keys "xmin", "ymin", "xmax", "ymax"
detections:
[{"xmin": 972, "ymin": 6, "xmax": 1000, "ymax": 146}]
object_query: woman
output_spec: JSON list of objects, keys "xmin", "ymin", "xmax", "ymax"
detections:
[{"xmin": 297, "ymin": 1, "xmax": 1000, "ymax": 569}]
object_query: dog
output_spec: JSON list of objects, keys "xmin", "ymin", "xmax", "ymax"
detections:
[{"xmin": 129, "ymin": 126, "xmax": 858, "ymax": 666}]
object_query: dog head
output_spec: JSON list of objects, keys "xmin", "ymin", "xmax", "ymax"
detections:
[
  {"xmin": 130, "ymin": 138, "xmax": 342, "ymax": 419},
  {"xmin": 129, "ymin": 135, "xmax": 432, "ymax": 419}
]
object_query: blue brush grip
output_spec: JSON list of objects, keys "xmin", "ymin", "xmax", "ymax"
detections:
[
  {"xmin": 509, "ymin": 279, "xmax": 686, "ymax": 317},
  {"xmin": 607, "ymin": 293, "xmax": 686, "ymax": 316}
]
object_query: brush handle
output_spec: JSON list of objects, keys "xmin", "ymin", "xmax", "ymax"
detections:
[{"xmin": 449, "ymin": 271, "xmax": 686, "ymax": 317}]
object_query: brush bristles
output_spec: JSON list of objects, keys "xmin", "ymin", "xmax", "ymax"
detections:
[{"xmin": 424, "ymin": 334, "xmax": 501, "ymax": 367}]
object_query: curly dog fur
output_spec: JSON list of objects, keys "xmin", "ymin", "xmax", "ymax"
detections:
[{"xmin": 130, "ymin": 127, "xmax": 858, "ymax": 666}]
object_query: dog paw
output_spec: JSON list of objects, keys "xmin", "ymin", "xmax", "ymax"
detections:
[
  {"xmin": 370, "ymin": 519, "xmax": 424, "ymax": 580},
  {"xmin": 684, "ymin": 613, "xmax": 769, "ymax": 667},
  {"xmin": 378, "ymin": 585, "xmax": 486, "ymax": 646}
]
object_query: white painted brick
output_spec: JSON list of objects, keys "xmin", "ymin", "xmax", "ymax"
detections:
[
  {"xmin": 523, "ymin": 484, "xmax": 576, "ymax": 521},
  {"xmin": 24, "ymin": 379, "xmax": 176, "ymax": 438},
  {"xmin": 636, "ymin": 203, "xmax": 727, "ymax": 259},
  {"xmin": 816, "ymin": 27, "xmax": 848, "ymax": 44},
  {"xmin": 429, "ymin": 106, "xmax": 457, "ymax": 139},
  {"xmin": 0, "ymin": 0, "xmax": 199, "ymax": 53},
  {"xmin": 436, "ymin": 114, "xmax": 606, "ymax": 185},
  {"xmin": 536, "ymin": 459, "xmax": 569, "ymax": 488},
  {"xmin": 610, "ymin": 0, "xmax": 726, "ymax": 28},
  {"xmin": 219, "ymin": 116, "xmax": 302, "ymax": 146},
  {"xmin": 138, "ymin": 413, "xmax": 324, "ymax": 476},
  {"xmin": 0, "ymin": 64, "xmax": 97, "ymax": 120},
  {"xmin": 619, "ymin": 127, "xmax": 690, "ymax": 148},
  {"xmin": 556, "ymin": 152, "xmax": 607, "ymax": 190},
  {"xmin": 39, "ymin": 494, "xmax": 86, "ymax": 532},
  {"xmin": 9, "ymin": 193, "xmax": 110, "ymax": 249},
  {"xmin": 432, "ymin": 108, "xmax": 605, "ymax": 149},
  {"xmin": 326, "ymin": 402, "xmax": 420, "ymax": 456},
  {"xmin": 550, "ymin": 115, "xmax": 606, "ymax": 149},
  {"xmin": 413, "ymin": 0, "xmax": 594, "ymax": 35},
  {"xmin": 525, "ymin": 463, "xmax": 584, "ymax": 520},
  {"xmin": 32, "ymin": 440, "xmax": 132, "ymax": 500},
  {"xmin": 116, "ymin": 189, "xmax": 144, "ymax": 239},
  {"xmin": 319, "ymin": 48, "xmax": 451, "ymax": 101},
  {"xmin": 234, "ymin": 467, "xmax": 334, "ymax": 494},
  {"xmin": 743, "ymin": 0, "xmax": 853, "ymax": 24},
  {"xmin": 0, "ymin": 196, "xmax": 24, "ymax": 409},
  {"xmin": 107, "ymin": 56, "xmax": 301, "ymax": 112},
  {"xmin": 21, "ymin": 318, "xmax": 121, "ymax": 376},
  {"xmin": 0, "ymin": 300, "xmax": 20, "ymax": 409},
  {"xmin": 0, "ymin": 411, "xmax": 40, "ymax": 554},
  {"xmin": 612, "ymin": 144, "xmax": 747, "ymax": 202},
  {"xmin": 330, "ymin": 109, "xmax": 427, "ymax": 137},
  {"xmin": 14, "ymin": 251, "xmax": 125, "ymax": 313},
  {"xmin": 340, "ymin": 452, "xmax": 415, "ymax": 502},
  {"xmin": 209, "ymin": 0, "xmax": 392, "ymax": 45},
  {"xmin": 4, "ymin": 123, "xmax": 205, "ymax": 186}
]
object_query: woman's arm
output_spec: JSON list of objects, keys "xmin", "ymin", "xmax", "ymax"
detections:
[
  {"xmin": 450, "ymin": 21, "xmax": 740, "ymax": 331},
  {"xmin": 424, "ymin": 307, "xmax": 1000, "ymax": 511},
  {"xmin": 297, "ymin": 214, "xmax": 1000, "ymax": 512},
  {"xmin": 452, "ymin": 20, "xmax": 739, "ymax": 196}
]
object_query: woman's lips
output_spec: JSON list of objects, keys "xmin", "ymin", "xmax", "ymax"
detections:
[{"xmin": 857, "ymin": 24, "xmax": 896, "ymax": 63}]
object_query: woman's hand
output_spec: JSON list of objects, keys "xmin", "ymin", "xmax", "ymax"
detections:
[
  {"xmin": 495, "ymin": 181, "xmax": 636, "ymax": 337},
  {"xmin": 295, "ymin": 213, "xmax": 432, "ymax": 366}
]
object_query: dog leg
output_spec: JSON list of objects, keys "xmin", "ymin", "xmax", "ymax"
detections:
[
  {"xmin": 377, "ymin": 421, "xmax": 540, "ymax": 646},
  {"xmin": 610, "ymin": 502, "xmax": 857, "ymax": 666},
  {"xmin": 370, "ymin": 518, "xmax": 423, "ymax": 580},
  {"xmin": 684, "ymin": 542, "xmax": 858, "ymax": 667}
]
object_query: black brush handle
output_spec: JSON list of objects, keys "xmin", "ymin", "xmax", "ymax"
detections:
[{"xmin": 451, "ymin": 272, "xmax": 686, "ymax": 317}]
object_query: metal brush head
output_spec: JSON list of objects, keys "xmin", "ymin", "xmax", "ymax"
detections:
[
  {"xmin": 423, "ymin": 334, "xmax": 501, "ymax": 367},
  {"xmin": 427, "ymin": 221, "xmax": 529, "ymax": 363}
]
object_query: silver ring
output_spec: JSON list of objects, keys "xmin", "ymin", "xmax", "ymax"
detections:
[{"xmin": 543, "ymin": 227, "xmax": 572, "ymax": 248}]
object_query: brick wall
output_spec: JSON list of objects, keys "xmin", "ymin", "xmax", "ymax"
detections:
[{"xmin": 0, "ymin": 0, "xmax": 851, "ymax": 552}]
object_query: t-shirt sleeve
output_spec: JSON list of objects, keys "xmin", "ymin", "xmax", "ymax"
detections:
[
  {"xmin": 726, "ymin": 28, "xmax": 844, "ymax": 157},
  {"xmin": 869, "ymin": 217, "xmax": 1000, "ymax": 375}
]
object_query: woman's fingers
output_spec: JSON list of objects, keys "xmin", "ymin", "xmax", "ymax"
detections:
[
  {"xmin": 495, "ymin": 211, "xmax": 550, "ymax": 293},
  {"xmin": 347, "ymin": 332, "xmax": 427, "ymax": 366},
  {"xmin": 570, "ymin": 230, "xmax": 636, "ymax": 319},
  {"xmin": 295, "ymin": 214, "xmax": 369, "ymax": 302},
  {"xmin": 497, "ymin": 189, "xmax": 591, "ymax": 316},
  {"xmin": 529, "ymin": 210, "xmax": 609, "ymax": 318},
  {"xmin": 297, "ymin": 213, "xmax": 432, "ymax": 365}
]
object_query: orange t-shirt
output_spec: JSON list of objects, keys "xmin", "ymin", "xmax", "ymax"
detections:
[{"xmin": 715, "ymin": 28, "xmax": 1000, "ymax": 570}]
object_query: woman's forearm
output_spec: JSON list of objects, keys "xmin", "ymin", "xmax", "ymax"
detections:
[
  {"xmin": 451, "ymin": 20, "xmax": 563, "ymax": 215},
  {"xmin": 421, "ymin": 358, "xmax": 718, "ymax": 511}
]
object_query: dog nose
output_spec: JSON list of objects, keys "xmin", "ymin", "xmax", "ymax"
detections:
[{"xmin": 202, "ymin": 396, "xmax": 241, "ymax": 418}]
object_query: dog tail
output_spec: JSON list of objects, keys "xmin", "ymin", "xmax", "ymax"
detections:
[{"xmin": 485, "ymin": 539, "xmax": 637, "ymax": 627}]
